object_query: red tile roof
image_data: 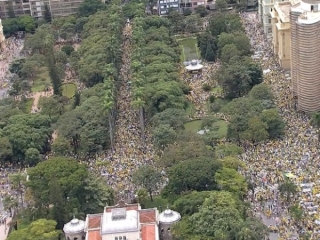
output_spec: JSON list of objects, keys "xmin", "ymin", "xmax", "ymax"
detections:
[
  {"xmin": 141, "ymin": 224, "xmax": 156, "ymax": 240},
  {"xmin": 139, "ymin": 209, "xmax": 156, "ymax": 223},
  {"xmin": 88, "ymin": 215, "xmax": 101, "ymax": 229},
  {"xmin": 88, "ymin": 230, "xmax": 101, "ymax": 240}
]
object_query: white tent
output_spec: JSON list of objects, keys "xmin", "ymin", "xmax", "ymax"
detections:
[{"xmin": 186, "ymin": 60, "xmax": 203, "ymax": 71}]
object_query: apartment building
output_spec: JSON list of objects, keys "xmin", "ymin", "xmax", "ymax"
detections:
[
  {"xmin": 271, "ymin": 0, "xmax": 320, "ymax": 112},
  {"xmin": 0, "ymin": 0, "xmax": 107, "ymax": 19},
  {"xmin": 0, "ymin": 0, "xmax": 31, "ymax": 19},
  {"xmin": 158, "ymin": 0, "xmax": 179, "ymax": 16}
]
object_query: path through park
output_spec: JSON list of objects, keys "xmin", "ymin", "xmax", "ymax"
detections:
[{"xmin": 103, "ymin": 22, "xmax": 156, "ymax": 197}]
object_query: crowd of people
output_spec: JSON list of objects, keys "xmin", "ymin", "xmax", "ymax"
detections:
[
  {"xmin": 0, "ymin": 37, "xmax": 24, "ymax": 95},
  {"xmin": 91, "ymin": 22, "xmax": 157, "ymax": 199},
  {"xmin": 241, "ymin": 12, "xmax": 320, "ymax": 239},
  {"xmin": 183, "ymin": 62, "xmax": 221, "ymax": 119}
]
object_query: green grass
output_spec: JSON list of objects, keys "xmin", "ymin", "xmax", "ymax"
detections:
[
  {"xmin": 176, "ymin": 37, "xmax": 200, "ymax": 62},
  {"xmin": 62, "ymin": 83, "xmax": 76, "ymax": 98},
  {"xmin": 31, "ymin": 67, "xmax": 51, "ymax": 92},
  {"xmin": 22, "ymin": 98, "xmax": 34, "ymax": 113},
  {"xmin": 184, "ymin": 119, "xmax": 203, "ymax": 132},
  {"xmin": 144, "ymin": 195, "xmax": 168, "ymax": 209},
  {"xmin": 213, "ymin": 120, "xmax": 228, "ymax": 138},
  {"xmin": 184, "ymin": 119, "xmax": 228, "ymax": 138}
]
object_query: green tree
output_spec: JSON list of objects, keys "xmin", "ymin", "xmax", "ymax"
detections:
[
  {"xmin": 220, "ymin": 43, "xmax": 240, "ymax": 64},
  {"xmin": 215, "ymin": 167, "xmax": 247, "ymax": 197},
  {"xmin": 3, "ymin": 195, "xmax": 18, "ymax": 216},
  {"xmin": 215, "ymin": 0, "xmax": 228, "ymax": 12},
  {"xmin": 195, "ymin": 5, "xmax": 209, "ymax": 17},
  {"xmin": 0, "ymin": 137, "xmax": 13, "ymax": 162},
  {"xmin": 172, "ymin": 191, "xmax": 211, "ymax": 216},
  {"xmin": 51, "ymin": 137, "xmax": 72, "ymax": 156},
  {"xmin": 152, "ymin": 124, "xmax": 177, "ymax": 149},
  {"xmin": 9, "ymin": 173, "xmax": 27, "ymax": 207},
  {"xmin": 7, "ymin": 219, "xmax": 61, "ymax": 240},
  {"xmin": 164, "ymin": 158, "xmax": 222, "ymax": 196},
  {"xmin": 49, "ymin": 174, "xmax": 66, "ymax": 229},
  {"xmin": 77, "ymin": 0, "xmax": 107, "ymax": 17},
  {"xmin": 236, "ymin": 217, "xmax": 269, "ymax": 240},
  {"xmin": 260, "ymin": 108, "xmax": 285, "ymax": 139},
  {"xmin": 215, "ymin": 143, "xmax": 243, "ymax": 158},
  {"xmin": 25, "ymin": 148, "xmax": 40, "ymax": 166},
  {"xmin": 27, "ymin": 157, "xmax": 87, "ymax": 216},
  {"xmin": 197, "ymin": 32, "xmax": 218, "ymax": 62},
  {"xmin": 278, "ymin": 180, "xmax": 297, "ymax": 203},
  {"xmin": 242, "ymin": 116, "xmax": 269, "ymax": 143},
  {"xmin": 159, "ymin": 132, "xmax": 213, "ymax": 168},
  {"xmin": 311, "ymin": 112, "xmax": 320, "ymax": 142},
  {"xmin": 218, "ymin": 32, "xmax": 251, "ymax": 57},
  {"xmin": 136, "ymin": 188, "xmax": 148, "ymax": 208},
  {"xmin": 44, "ymin": 3, "xmax": 52, "ymax": 23},
  {"xmin": 133, "ymin": 165, "xmax": 162, "ymax": 201},
  {"xmin": 151, "ymin": 108, "xmax": 188, "ymax": 130},
  {"xmin": 18, "ymin": 15, "xmax": 36, "ymax": 32},
  {"xmin": 61, "ymin": 45, "xmax": 74, "ymax": 56}
]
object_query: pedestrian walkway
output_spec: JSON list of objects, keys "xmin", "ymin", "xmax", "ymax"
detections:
[{"xmin": 0, "ymin": 216, "xmax": 11, "ymax": 240}]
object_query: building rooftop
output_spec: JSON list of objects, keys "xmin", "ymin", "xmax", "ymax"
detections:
[
  {"xmin": 101, "ymin": 209, "xmax": 139, "ymax": 234},
  {"xmin": 159, "ymin": 209, "xmax": 181, "ymax": 224},
  {"xmin": 87, "ymin": 230, "xmax": 101, "ymax": 240},
  {"xmin": 274, "ymin": 1, "xmax": 292, "ymax": 22},
  {"xmin": 139, "ymin": 209, "xmax": 157, "ymax": 223},
  {"xmin": 63, "ymin": 218, "xmax": 85, "ymax": 234},
  {"xmin": 141, "ymin": 224, "xmax": 156, "ymax": 240},
  {"xmin": 291, "ymin": 0, "xmax": 320, "ymax": 23},
  {"xmin": 87, "ymin": 214, "xmax": 102, "ymax": 230}
]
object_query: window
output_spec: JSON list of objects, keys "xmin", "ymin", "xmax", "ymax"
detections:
[
  {"xmin": 123, "ymin": 237, "xmax": 126, "ymax": 240},
  {"xmin": 115, "ymin": 237, "xmax": 118, "ymax": 240},
  {"xmin": 268, "ymin": 18, "xmax": 271, "ymax": 24},
  {"xmin": 119, "ymin": 237, "xmax": 122, "ymax": 240}
]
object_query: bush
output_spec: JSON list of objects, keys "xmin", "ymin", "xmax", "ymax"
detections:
[
  {"xmin": 61, "ymin": 45, "xmax": 75, "ymax": 56},
  {"xmin": 209, "ymin": 95, "xmax": 216, "ymax": 103},
  {"xmin": 202, "ymin": 84, "xmax": 212, "ymax": 92},
  {"xmin": 183, "ymin": 8, "xmax": 192, "ymax": 16}
]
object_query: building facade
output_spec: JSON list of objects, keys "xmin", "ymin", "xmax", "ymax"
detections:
[
  {"xmin": 158, "ymin": 0, "xmax": 179, "ymax": 16},
  {"xmin": 63, "ymin": 201, "xmax": 181, "ymax": 240},
  {"xmin": 290, "ymin": 0, "xmax": 320, "ymax": 112},
  {"xmin": 0, "ymin": 19, "xmax": 5, "ymax": 50},
  {"xmin": 0, "ymin": 0, "xmax": 105, "ymax": 19},
  {"xmin": 270, "ymin": 0, "xmax": 292, "ymax": 69},
  {"xmin": 270, "ymin": 0, "xmax": 320, "ymax": 112}
]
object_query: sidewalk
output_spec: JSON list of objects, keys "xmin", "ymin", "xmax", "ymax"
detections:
[{"xmin": 0, "ymin": 217, "xmax": 12, "ymax": 240}]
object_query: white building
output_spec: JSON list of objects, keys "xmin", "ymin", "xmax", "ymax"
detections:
[
  {"xmin": 64, "ymin": 200, "xmax": 181, "ymax": 240},
  {"xmin": 259, "ymin": 0, "xmax": 279, "ymax": 35}
]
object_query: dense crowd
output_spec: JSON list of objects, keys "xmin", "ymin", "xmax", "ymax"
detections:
[
  {"xmin": 241, "ymin": 12, "xmax": 320, "ymax": 239},
  {"xmin": 92, "ymin": 23, "xmax": 157, "ymax": 198},
  {"xmin": 0, "ymin": 37, "xmax": 24, "ymax": 95},
  {"xmin": 183, "ymin": 62, "xmax": 221, "ymax": 119}
]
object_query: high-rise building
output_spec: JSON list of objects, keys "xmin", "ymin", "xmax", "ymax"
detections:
[{"xmin": 271, "ymin": 0, "xmax": 320, "ymax": 112}]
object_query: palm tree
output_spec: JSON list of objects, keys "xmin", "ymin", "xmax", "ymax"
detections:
[
  {"xmin": 278, "ymin": 180, "xmax": 297, "ymax": 203},
  {"xmin": 311, "ymin": 112, "xmax": 320, "ymax": 142},
  {"xmin": 9, "ymin": 173, "xmax": 27, "ymax": 208},
  {"xmin": 3, "ymin": 195, "xmax": 18, "ymax": 216},
  {"xmin": 103, "ymin": 84, "xmax": 115, "ymax": 151}
]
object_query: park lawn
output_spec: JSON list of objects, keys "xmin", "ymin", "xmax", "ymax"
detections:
[
  {"xmin": 212, "ymin": 120, "xmax": 228, "ymax": 138},
  {"xmin": 22, "ymin": 98, "xmax": 34, "ymax": 113},
  {"xmin": 184, "ymin": 119, "xmax": 228, "ymax": 138},
  {"xmin": 144, "ymin": 195, "xmax": 168, "ymax": 209},
  {"xmin": 31, "ymin": 67, "xmax": 51, "ymax": 92},
  {"xmin": 176, "ymin": 37, "xmax": 200, "ymax": 62},
  {"xmin": 184, "ymin": 119, "xmax": 203, "ymax": 132},
  {"xmin": 62, "ymin": 83, "xmax": 76, "ymax": 98}
]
